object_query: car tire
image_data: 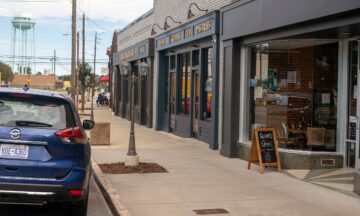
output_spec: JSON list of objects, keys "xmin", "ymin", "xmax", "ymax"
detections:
[{"xmin": 69, "ymin": 191, "xmax": 89, "ymax": 216}]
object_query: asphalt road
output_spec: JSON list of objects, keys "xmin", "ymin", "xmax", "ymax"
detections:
[{"xmin": 0, "ymin": 177, "xmax": 113, "ymax": 216}]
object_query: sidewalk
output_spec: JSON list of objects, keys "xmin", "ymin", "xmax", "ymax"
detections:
[{"xmin": 91, "ymin": 107, "xmax": 360, "ymax": 216}]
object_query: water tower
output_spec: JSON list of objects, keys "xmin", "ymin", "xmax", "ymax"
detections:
[{"xmin": 11, "ymin": 13, "xmax": 36, "ymax": 74}]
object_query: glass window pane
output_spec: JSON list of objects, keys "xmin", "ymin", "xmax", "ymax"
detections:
[
  {"xmin": 170, "ymin": 55, "xmax": 176, "ymax": 70},
  {"xmin": 202, "ymin": 48, "xmax": 212, "ymax": 121},
  {"xmin": 193, "ymin": 50, "xmax": 199, "ymax": 66},
  {"xmin": 178, "ymin": 52, "xmax": 191, "ymax": 115},
  {"xmin": 164, "ymin": 56, "xmax": 169, "ymax": 112},
  {"xmin": 248, "ymin": 40, "xmax": 338, "ymax": 152}
]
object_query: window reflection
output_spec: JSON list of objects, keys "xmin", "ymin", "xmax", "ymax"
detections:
[
  {"xmin": 248, "ymin": 40, "xmax": 339, "ymax": 151},
  {"xmin": 202, "ymin": 48, "xmax": 212, "ymax": 121}
]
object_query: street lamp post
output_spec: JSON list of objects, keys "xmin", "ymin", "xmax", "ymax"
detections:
[{"xmin": 120, "ymin": 61, "xmax": 149, "ymax": 166}]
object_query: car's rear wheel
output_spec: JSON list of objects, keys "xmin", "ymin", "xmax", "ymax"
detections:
[{"xmin": 69, "ymin": 191, "xmax": 89, "ymax": 216}]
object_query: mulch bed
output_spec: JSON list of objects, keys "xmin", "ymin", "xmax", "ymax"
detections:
[{"xmin": 99, "ymin": 162, "xmax": 168, "ymax": 174}]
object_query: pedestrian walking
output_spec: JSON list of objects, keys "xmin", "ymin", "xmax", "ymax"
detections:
[{"xmin": 23, "ymin": 84, "xmax": 29, "ymax": 92}]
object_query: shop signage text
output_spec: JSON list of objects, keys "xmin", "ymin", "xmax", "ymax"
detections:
[
  {"xmin": 121, "ymin": 50, "xmax": 135, "ymax": 61},
  {"xmin": 156, "ymin": 15, "xmax": 216, "ymax": 51},
  {"xmin": 184, "ymin": 28, "xmax": 193, "ymax": 38},
  {"xmin": 159, "ymin": 39, "xmax": 166, "ymax": 46},
  {"xmin": 196, "ymin": 21, "xmax": 212, "ymax": 34},
  {"xmin": 171, "ymin": 32, "xmax": 181, "ymax": 42}
]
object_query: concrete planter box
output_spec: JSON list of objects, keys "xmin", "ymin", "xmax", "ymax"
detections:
[
  {"xmin": 90, "ymin": 122, "xmax": 110, "ymax": 145},
  {"xmin": 355, "ymin": 170, "xmax": 360, "ymax": 196}
]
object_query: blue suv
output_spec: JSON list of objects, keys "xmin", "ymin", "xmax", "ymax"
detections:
[{"xmin": 0, "ymin": 88, "xmax": 94, "ymax": 216}]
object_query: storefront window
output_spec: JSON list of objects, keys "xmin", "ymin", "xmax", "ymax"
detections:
[
  {"xmin": 164, "ymin": 56, "xmax": 169, "ymax": 112},
  {"xmin": 248, "ymin": 40, "xmax": 339, "ymax": 151},
  {"xmin": 346, "ymin": 41, "xmax": 358, "ymax": 167},
  {"xmin": 170, "ymin": 55, "xmax": 176, "ymax": 70},
  {"xmin": 193, "ymin": 50, "xmax": 200, "ymax": 66},
  {"xmin": 131, "ymin": 61, "xmax": 139, "ymax": 106},
  {"xmin": 202, "ymin": 48, "xmax": 212, "ymax": 121},
  {"xmin": 124, "ymin": 74, "xmax": 128, "ymax": 105},
  {"xmin": 178, "ymin": 52, "xmax": 191, "ymax": 115}
]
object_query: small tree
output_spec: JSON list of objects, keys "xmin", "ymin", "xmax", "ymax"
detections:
[
  {"xmin": 36, "ymin": 72, "xmax": 42, "ymax": 75},
  {"xmin": 78, "ymin": 63, "xmax": 93, "ymax": 111},
  {"xmin": 0, "ymin": 62, "xmax": 15, "ymax": 82},
  {"xmin": 79, "ymin": 63, "xmax": 94, "ymax": 89},
  {"xmin": 59, "ymin": 75, "xmax": 71, "ymax": 81},
  {"xmin": 26, "ymin": 67, "xmax": 32, "ymax": 75}
]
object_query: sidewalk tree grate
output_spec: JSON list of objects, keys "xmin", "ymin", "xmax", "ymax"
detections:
[{"xmin": 193, "ymin": 208, "xmax": 229, "ymax": 215}]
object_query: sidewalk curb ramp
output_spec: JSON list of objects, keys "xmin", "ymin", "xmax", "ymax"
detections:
[{"xmin": 92, "ymin": 158, "xmax": 131, "ymax": 216}]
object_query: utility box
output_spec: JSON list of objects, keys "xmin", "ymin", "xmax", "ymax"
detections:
[
  {"xmin": 90, "ymin": 122, "xmax": 110, "ymax": 145},
  {"xmin": 355, "ymin": 170, "xmax": 360, "ymax": 196}
]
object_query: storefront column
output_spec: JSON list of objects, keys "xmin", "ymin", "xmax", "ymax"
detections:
[
  {"xmin": 210, "ymin": 34, "xmax": 220, "ymax": 150},
  {"xmin": 114, "ymin": 66, "xmax": 121, "ymax": 116},
  {"xmin": 156, "ymin": 51, "xmax": 167, "ymax": 130},
  {"xmin": 221, "ymin": 39, "xmax": 240, "ymax": 158},
  {"xmin": 146, "ymin": 57, "xmax": 153, "ymax": 128}
]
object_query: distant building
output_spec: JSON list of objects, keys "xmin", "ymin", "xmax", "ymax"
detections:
[{"xmin": 12, "ymin": 74, "xmax": 58, "ymax": 90}]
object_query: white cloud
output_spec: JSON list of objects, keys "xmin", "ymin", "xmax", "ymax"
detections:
[{"xmin": 0, "ymin": 0, "xmax": 153, "ymax": 22}]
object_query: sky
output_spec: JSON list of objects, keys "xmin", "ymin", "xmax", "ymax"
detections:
[{"xmin": 0, "ymin": 0, "xmax": 153, "ymax": 76}]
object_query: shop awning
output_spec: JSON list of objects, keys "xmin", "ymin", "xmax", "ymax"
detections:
[{"xmin": 100, "ymin": 74, "xmax": 109, "ymax": 82}]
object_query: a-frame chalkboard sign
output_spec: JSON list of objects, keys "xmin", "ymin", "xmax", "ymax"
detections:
[{"xmin": 248, "ymin": 128, "xmax": 282, "ymax": 174}]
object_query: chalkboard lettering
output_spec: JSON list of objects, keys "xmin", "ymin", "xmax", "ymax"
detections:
[
  {"xmin": 248, "ymin": 128, "xmax": 282, "ymax": 174},
  {"xmin": 258, "ymin": 131, "xmax": 277, "ymax": 164}
]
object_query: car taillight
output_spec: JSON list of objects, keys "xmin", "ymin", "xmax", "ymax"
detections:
[
  {"xmin": 55, "ymin": 127, "xmax": 85, "ymax": 143},
  {"xmin": 10, "ymin": 93, "xmax": 33, "ymax": 98},
  {"xmin": 68, "ymin": 189, "xmax": 84, "ymax": 197}
]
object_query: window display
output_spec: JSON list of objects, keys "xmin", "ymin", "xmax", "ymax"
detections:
[
  {"xmin": 202, "ymin": 48, "xmax": 212, "ymax": 121},
  {"xmin": 178, "ymin": 52, "xmax": 191, "ymax": 115},
  {"xmin": 248, "ymin": 40, "xmax": 339, "ymax": 151}
]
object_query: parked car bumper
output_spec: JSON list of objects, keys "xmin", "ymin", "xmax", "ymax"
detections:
[{"xmin": 0, "ymin": 167, "xmax": 90, "ymax": 205}]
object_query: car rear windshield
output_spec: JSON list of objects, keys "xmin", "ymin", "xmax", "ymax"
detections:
[{"xmin": 0, "ymin": 93, "xmax": 76, "ymax": 130}]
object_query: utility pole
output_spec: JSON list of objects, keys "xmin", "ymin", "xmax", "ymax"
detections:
[
  {"xmin": 81, "ymin": 13, "xmax": 86, "ymax": 112},
  {"xmin": 76, "ymin": 32, "xmax": 80, "ymax": 109},
  {"xmin": 53, "ymin": 49, "xmax": 56, "ymax": 75},
  {"xmin": 91, "ymin": 32, "xmax": 97, "ymax": 121},
  {"xmin": 53, "ymin": 49, "xmax": 56, "ymax": 91},
  {"xmin": 71, "ymin": 0, "xmax": 76, "ymax": 101}
]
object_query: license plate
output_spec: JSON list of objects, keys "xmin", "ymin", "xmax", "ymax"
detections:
[{"xmin": 0, "ymin": 144, "xmax": 29, "ymax": 159}]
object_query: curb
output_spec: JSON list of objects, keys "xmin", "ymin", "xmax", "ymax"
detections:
[{"xmin": 91, "ymin": 158, "xmax": 131, "ymax": 216}]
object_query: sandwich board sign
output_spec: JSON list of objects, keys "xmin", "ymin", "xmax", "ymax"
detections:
[{"xmin": 248, "ymin": 128, "xmax": 282, "ymax": 174}]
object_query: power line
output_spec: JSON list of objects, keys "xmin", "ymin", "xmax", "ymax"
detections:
[
  {"xmin": 0, "ymin": 0, "xmax": 66, "ymax": 2},
  {"xmin": 0, "ymin": 54, "xmax": 109, "ymax": 61},
  {"xmin": 65, "ymin": 0, "xmax": 111, "ymax": 33}
]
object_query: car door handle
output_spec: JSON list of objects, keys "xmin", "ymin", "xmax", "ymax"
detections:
[{"xmin": 5, "ymin": 167, "xmax": 20, "ymax": 172}]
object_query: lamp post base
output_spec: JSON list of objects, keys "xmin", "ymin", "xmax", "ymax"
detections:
[{"xmin": 124, "ymin": 155, "xmax": 139, "ymax": 167}]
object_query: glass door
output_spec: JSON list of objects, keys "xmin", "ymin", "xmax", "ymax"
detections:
[
  {"xmin": 346, "ymin": 40, "xmax": 359, "ymax": 168},
  {"xmin": 170, "ymin": 72, "xmax": 176, "ymax": 130},
  {"xmin": 356, "ymin": 40, "xmax": 360, "ymax": 169},
  {"xmin": 192, "ymin": 71, "xmax": 200, "ymax": 135}
]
